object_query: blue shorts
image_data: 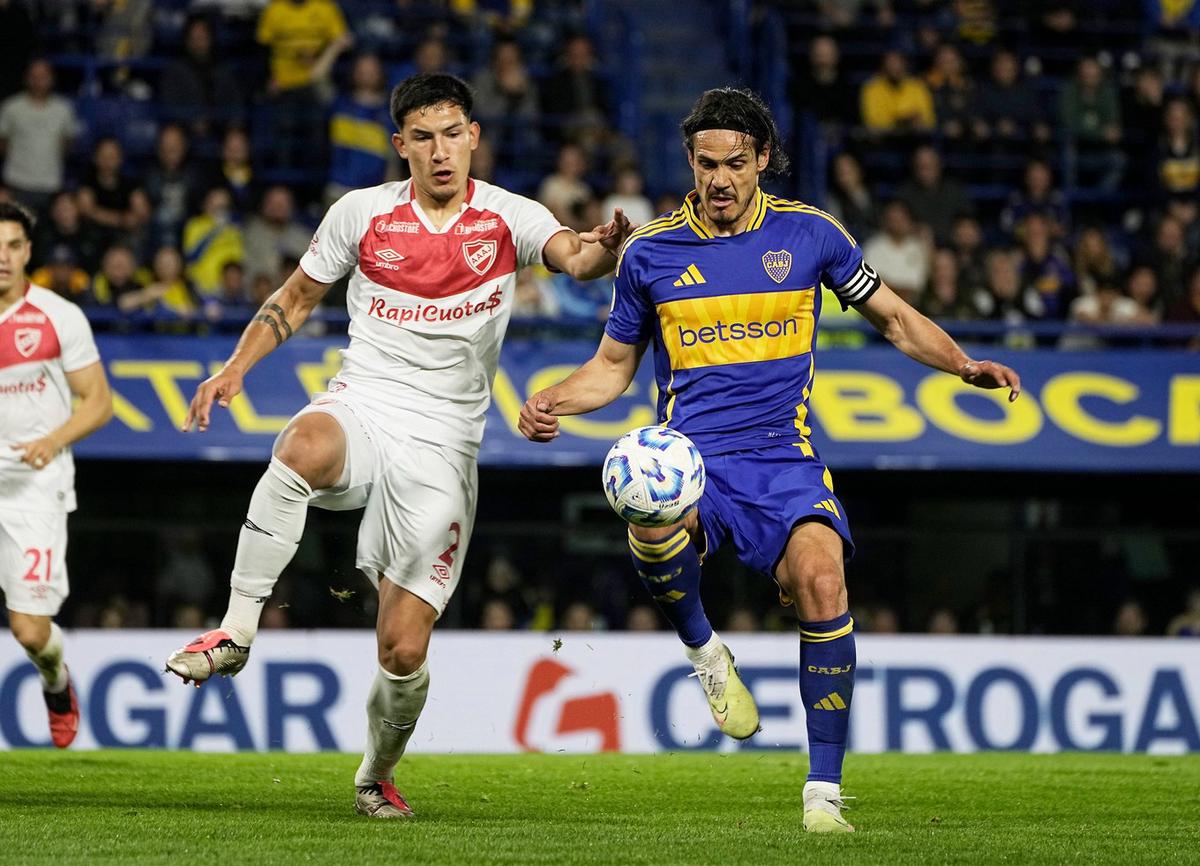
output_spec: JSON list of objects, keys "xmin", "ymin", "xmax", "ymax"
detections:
[{"xmin": 696, "ymin": 445, "xmax": 854, "ymax": 578}]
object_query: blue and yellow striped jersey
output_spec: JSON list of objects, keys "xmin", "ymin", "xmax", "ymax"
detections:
[{"xmin": 606, "ymin": 190, "xmax": 880, "ymax": 455}]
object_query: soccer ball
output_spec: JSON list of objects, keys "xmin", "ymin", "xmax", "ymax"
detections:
[{"xmin": 602, "ymin": 426, "xmax": 706, "ymax": 527}]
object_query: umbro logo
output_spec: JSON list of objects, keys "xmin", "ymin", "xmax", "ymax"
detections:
[
  {"xmin": 243, "ymin": 518, "xmax": 274, "ymax": 537},
  {"xmin": 672, "ymin": 264, "xmax": 706, "ymax": 287},
  {"xmin": 376, "ymin": 249, "xmax": 405, "ymax": 262}
]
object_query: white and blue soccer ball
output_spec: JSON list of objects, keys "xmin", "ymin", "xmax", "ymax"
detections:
[{"xmin": 602, "ymin": 426, "xmax": 706, "ymax": 527}]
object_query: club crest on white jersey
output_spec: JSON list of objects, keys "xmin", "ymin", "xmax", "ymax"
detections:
[
  {"xmin": 14, "ymin": 327, "xmax": 41, "ymax": 358},
  {"xmin": 462, "ymin": 240, "xmax": 497, "ymax": 276},
  {"xmin": 297, "ymin": 178, "xmax": 568, "ymax": 457}
]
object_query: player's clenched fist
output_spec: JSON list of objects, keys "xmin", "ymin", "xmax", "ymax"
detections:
[
  {"xmin": 519, "ymin": 390, "xmax": 560, "ymax": 442},
  {"xmin": 184, "ymin": 366, "xmax": 245, "ymax": 432}
]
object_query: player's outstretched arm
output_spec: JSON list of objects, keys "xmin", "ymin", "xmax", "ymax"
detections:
[
  {"xmin": 184, "ymin": 267, "xmax": 331, "ymax": 432},
  {"xmin": 519, "ymin": 334, "xmax": 646, "ymax": 442},
  {"xmin": 11, "ymin": 362, "xmax": 113, "ymax": 470},
  {"xmin": 857, "ymin": 281, "xmax": 1021, "ymax": 402},
  {"xmin": 542, "ymin": 208, "xmax": 634, "ymax": 281}
]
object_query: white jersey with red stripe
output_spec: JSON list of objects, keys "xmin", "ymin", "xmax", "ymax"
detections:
[
  {"xmin": 0, "ymin": 285, "xmax": 101, "ymax": 513},
  {"xmin": 299, "ymin": 178, "xmax": 567, "ymax": 456}
]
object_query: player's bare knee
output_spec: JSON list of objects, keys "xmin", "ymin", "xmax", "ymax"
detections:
[
  {"xmin": 378, "ymin": 639, "xmax": 426, "ymax": 677},
  {"xmin": 274, "ymin": 420, "xmax": 343, "ymax": 490},
  {"xmin": 9, "ymin": 618, "xmax": 48, "ymax": 653},
  {"xmin": 781, "ymin": 564, "xmax": 846, "ymax": 621},
  {"xmin": 801, "ymin": 572, "xmax": 847, "ymax": 620}
]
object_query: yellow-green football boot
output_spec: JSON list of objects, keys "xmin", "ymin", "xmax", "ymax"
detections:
[
  {"xmin": 802, "ymin": 781, "xmax": 855, "ymax": 833},
  {"xmin": 689, "ymin": 643, "xmax": 760, "ymax": 740}
]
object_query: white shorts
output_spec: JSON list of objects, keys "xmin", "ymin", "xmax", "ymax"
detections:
[
  {"xmin": 290, "ymin": 394, "xmax": 478, "ymax": 617},
  {"xmin": 0, "ymin": 509, "xmax": 70, "ymax": 616}
]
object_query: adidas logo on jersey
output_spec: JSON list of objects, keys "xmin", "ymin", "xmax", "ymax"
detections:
[
  {"xmin": 813, "ymin": 499, "xmax": 841, "ymax": 519},
  {"xmin": 673, "ymin": 264, "xmax": 707, "ymax": 286}
]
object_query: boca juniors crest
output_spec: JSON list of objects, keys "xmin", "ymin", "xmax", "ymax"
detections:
[
  {"xmin": 14, "ymin": 327, "xmax": 42, "ymax": 358},
  {"xmin": 762, "ymin": 250, "xmax": 792, "ymax": 284},
  {"xmin": 463, "ymin": 240, "xmax": 498, "ymax": 276}
]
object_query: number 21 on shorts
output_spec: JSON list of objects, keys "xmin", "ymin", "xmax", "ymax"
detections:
[{"xmin": 22, "ymin": 548, "xmax": 53, "ymax": 582}]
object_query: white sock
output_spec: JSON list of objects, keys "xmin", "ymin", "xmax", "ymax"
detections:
[
  {"xmin": 219, "ymin": 589, "xmax": 268, "ymax": 646},
  {"xmin": 221, "ymin": 457, "xmax": 313, "ymax": 645},
  {"xmin": 804, "ymin": 780, "xmax": 842, "ymax": 801},
  {"xmin": 26, "ymin": 622, "xmax": 68, "ymax": 693},
  {"xmin": 355, "ymin": 662, "xmax": 430, "ymax": 787},
  {"xmin": 684, "ymin": 630, "xmax": 723, "ymax": 665}
]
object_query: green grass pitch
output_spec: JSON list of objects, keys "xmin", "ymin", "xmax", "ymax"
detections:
[{"xmin": 2, "ymin": 752, "xmax": 1197, "ymax": 865}]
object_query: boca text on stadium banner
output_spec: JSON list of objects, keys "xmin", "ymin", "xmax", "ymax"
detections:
[{"xmin": 76, "ymin": 335, "xmax": 1200, "ymax": 472}]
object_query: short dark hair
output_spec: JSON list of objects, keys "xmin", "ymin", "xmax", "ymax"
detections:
[
  {"xmin": 680, "ymin": 87, "xmax": 789, "ymax": 177},
  {"xmin": 390, "ymin": 73, "xmax": 473, "ymax": 131},
  {"xmin": 0, "ymin": 201, "xmax": 36, "ymax": 239}
]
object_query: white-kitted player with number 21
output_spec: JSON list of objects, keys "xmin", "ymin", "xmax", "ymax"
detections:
[{"xmin": 0, "ymin": 200, "xmax": 113, "ymax": 749}]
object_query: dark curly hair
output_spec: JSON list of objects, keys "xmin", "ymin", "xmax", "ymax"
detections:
[
  {"xmin": 681, "ymin": 87, "xmax": 790, "ymax": 177},
  {"xmin": 390, "ymin": 72, "xmax": 474, "ymax": 131}
]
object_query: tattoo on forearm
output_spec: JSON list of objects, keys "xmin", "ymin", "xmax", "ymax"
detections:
[
  {"xmin": 253, "ymin": 303, "xmax": 294, "ymax": 346},
  {"xmin": 265, "ymin": 304, "xmax": 294, "ymax": 339}
]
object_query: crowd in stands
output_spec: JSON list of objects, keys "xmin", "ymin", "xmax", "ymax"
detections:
[
  {"xmin": 778, "ymin": 0, "xmax": 1200, "ymax": 340},
  {"xmin": 0, "ymin": 0, "xmax": 645, "ymax": 327},
  {"xmin": 0, "ymin": 1, "xmax": 1197, "ymax": 339}
]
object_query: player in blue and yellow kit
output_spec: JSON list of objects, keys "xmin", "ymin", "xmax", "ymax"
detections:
[{"xmin": 519, "ymin": 89, "xmax": 1020, "ymax": 832}]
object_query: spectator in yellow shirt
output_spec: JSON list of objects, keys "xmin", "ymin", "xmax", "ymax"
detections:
[
  {"xmin": 256, "ymin": 0, "xmax": 353, "ymax": 169},
  {"xmin": 183, "ymin": 187, "xmax": 244, "ymax": 300},
  {"xmin": 860, "ymin": 50, "xmax": 936, "ymax": 135},
  {"xmin": 258, "ymin": 0, "xmax": 349, "ymax": 93}
]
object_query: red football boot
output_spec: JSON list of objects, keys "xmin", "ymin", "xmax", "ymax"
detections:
[
  {"xmin": 44, "ymin": 671, "xmax": 79, "ymax": 749},
  {"xmin": 355, "ymin": 781, "xmax": 416, "ymax": 818}
]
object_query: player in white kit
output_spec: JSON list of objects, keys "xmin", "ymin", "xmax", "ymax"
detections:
[
  {"xmin": 164, "ymin": 74, "xmax": 633, "ymax": 816},
  {"xmin": 0, "ymin": 201, "xmax": 113, "ymax": 748}
]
